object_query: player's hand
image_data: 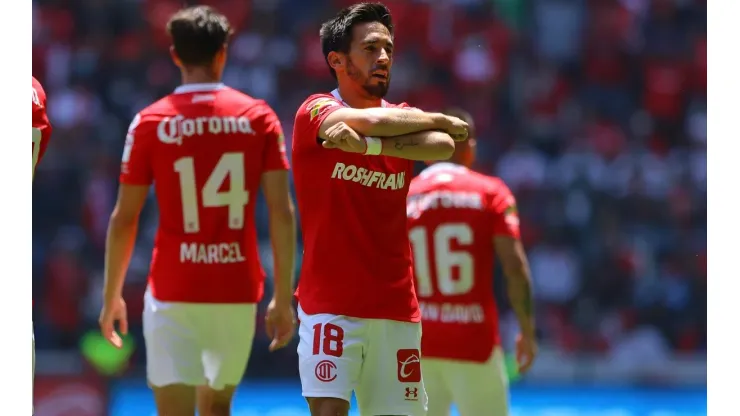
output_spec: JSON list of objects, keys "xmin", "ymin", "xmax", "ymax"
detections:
[
  {"xmin": 99, "ymin": 297, "xmax": 128, "ymax": 349},
  {"xmin": 265, "ymin": 298, "xmax": 296, "ymax": 352},
  {"xmin": 322, "ymin": 122, "xmax": 367, "ymax": 153},
  {"xmin": 442, "ymin": 115, "xmax": 469, "ymax": 142},
  {"xmin": 515, "ymin": 332, "xmax": 538, "ymax": 374}
]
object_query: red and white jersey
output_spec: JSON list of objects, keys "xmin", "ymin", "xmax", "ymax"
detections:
[
  {"xmin": 292, "ymin": 89, "xmax": 420, "ymax": 322},
  {"xmin": 120, "ymin": 83, "xmax": 289, "ymax": 303},
  {"xmin": 407, "ymin": 163, "xmax": 521, "ymax": 362},
  {"xmin": 32, "ymin": 76, "xmax": 52, "ymax": 176}
]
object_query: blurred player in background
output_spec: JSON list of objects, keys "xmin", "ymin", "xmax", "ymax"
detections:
[
  {"xmin": 32, "ymin": 75, "xmax": 53, "ymax": 412},
  {"xmin": 406, "ymin": 108, "xmax": 537, "ymax": 416},
  {"xmin": 291, "ymin": 3, "xmax": 469, "ymax": 415},
  {"xmin": 98, "ymin": 6, "xmax": 297, "ymax": 416}
]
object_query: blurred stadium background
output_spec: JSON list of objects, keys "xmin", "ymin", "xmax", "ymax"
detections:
[{"xmin": 31, "ymin": 0, "xmax": 706, "ymax": 414}]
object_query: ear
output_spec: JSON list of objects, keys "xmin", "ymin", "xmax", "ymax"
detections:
[
  {"xmin": 327, "ymin": 51, "xmax": 344, "ymax": 73},
  {"xmin": 169, "ymin": 46, "xmax": 183, "ymax": 68},
  {"xmin": 215, "ymin": 45, "xmax": 228, "ymax": 65}
]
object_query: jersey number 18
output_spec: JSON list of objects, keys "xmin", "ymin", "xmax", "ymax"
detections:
[{"xmin": 173, "ymin": 152, "xmax": 250, "ymax": 234}]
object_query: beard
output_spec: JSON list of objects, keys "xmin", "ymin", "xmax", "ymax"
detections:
[{"xmin": 346, "ymin": 58, "xmax": 390, "ymax": 99}]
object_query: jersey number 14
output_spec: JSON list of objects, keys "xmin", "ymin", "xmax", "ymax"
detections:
[
  {"xmin": 409, "ymin": 223, "xmax": 475, "ymax": 297},
  {"xmin": 173, "ymin": 152, "xmax": 249, "ymax": 234}
]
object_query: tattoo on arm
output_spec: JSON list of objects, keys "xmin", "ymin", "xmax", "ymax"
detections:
[{"xmin": 393, "ymin": 137, "xmax": 419, "ymax": 150}]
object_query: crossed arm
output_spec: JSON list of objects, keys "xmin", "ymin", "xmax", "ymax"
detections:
[{"xmin": 317, "ymin": 107, "xmax": 464, "ymax": 161}]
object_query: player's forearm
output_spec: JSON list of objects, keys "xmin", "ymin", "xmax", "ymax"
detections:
[
  {"xmin": 504, "ymin": 267, "xmax": 536, "ymax": 338},
  {"xmin": 103, "ymin": 215, "xmax": 139, "ymax": 303},
  {"xmin": 378, "ymin": 130, "xmax": 455, "ymax": 161},
  {"xmin": 346, "ymin": 108, "xmax": 449, "ymax": 137},
  {"xmin": 267, "ymin": 203, "xmax": 297, "ymax": 304}
]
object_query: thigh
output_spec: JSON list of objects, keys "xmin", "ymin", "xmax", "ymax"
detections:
[
  {"xmin": 449, "ymin": 348, "xmax": 509, "ymax": 416},
  {"xmin": 143, "ymin": 293, "xmax": 205, "ymax": 387},
  {"xmin": 356, "ymin": 320, "xmax": 427, "ymax": 416},
  {"xmin": 297, "ymin": 305, "xmax": 366, "ymax": 404},
  {"xmin": 201, "ymin": 303, "xmax": 257, "ymax": 390},
  {"xmin": 421, "ymin": 359, "xmax": 452, "ymax": 416}
]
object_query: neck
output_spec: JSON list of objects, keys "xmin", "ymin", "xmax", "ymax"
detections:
[
  {"xmin": 181, "ymin": 67, "xmax": 220, "ymax": 85},
  {"xmin": 336, "ymin": 83, "xmax": 382, "ymax": 109}
]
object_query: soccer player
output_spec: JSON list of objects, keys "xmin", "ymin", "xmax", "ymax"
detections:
[
  {"xmin": 32, "ymin": 76, "xmax": 52, "ymax": 177},
  {"xmin": 32, "ymin": 75, "xmax": 52, "ymax": 411},
  {"xmin": 406, "ymin": 108, "xmax": 537, "ymax": 416},
  {"xmin": 98, "ymin": 6, "xmax": 297, "ymax": 416},
  {"xmin": 291, "ymin": 3, "xmax": 469, "ymax": 416}
]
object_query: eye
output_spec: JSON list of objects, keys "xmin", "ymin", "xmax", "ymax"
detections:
[{"xmin": 365, "ymin": 45, "xmax": 377, "ymax": 52}]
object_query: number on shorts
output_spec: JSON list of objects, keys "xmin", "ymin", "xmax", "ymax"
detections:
[
  {"xmin": 173, "ymin": 152, "xmax": 250, "ymax": 234},
  {"xmin": 312, "ymin": 323, "xmax": 344, "ymax": 357},
  {"xmin": 408, "ymin": 223, "xmax": 475, "ymax": 297}
]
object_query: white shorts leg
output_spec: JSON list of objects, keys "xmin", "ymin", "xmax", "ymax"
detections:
[
  {"xmin": 356, "ymin": 319, "xmax": 427, "ymax": 416},
  {"xmin": 420, "ymin": 359, "xmax": 452, "ymax": 416},
  {"xmin": 143, "ymin": 291, "xmax": 257, "ymax": 390},
  {"xmin": 423, "ymin": 347, "xmax": 509, "ymax": 416},
  {"xmin": 200, "ymin": 303, "xmax": 256, "ymax": 389},
  {"xmin": 297, "ymin": 305, "xmax": 365, "ymax": 402}
]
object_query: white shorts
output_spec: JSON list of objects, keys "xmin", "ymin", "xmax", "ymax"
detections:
[
  {"xmin": 297, "ymin": 305, "xmax": 427, "ymax": 415},
  {"xmin": 143, "ymin": 290, "xmax": 257, "ymax": 390},
  {"xmin": 422, "ymin": 347, "xmax": 509, "ymax": 416}
]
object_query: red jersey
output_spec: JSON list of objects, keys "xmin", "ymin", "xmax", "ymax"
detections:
[
  {"xmin": 407, "ymin": 163, "xmax": 521, "ymax": 362},
  {"xmin": 292, "ymin": 89, "xmax": 420, "ymax": 322},
  {"xmin": 119, "ymin": 83, "xmax": 289, "ymax": 303},
  {"xmin": 32, "ymin": 76, "xmax": 52, "ymax": 175}
]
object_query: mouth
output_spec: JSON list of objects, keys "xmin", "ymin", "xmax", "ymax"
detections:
[{"xmin": 371, "ymin": 71, "xmax": 388, "ymax": 81}]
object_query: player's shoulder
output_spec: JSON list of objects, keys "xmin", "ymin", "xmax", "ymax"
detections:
[
  {"xmin": 32, "ymin": 76, "xmax": 46, "ymax": 108},
  {"xmin": 296, "ymin": 93, "xmax": 342, "ymax": 118},
  {"xmin": 217, "ymin": 87, "xmax": 271, "ymax": 111},
  {"xmin": 410, "ymin": 163, "xmax": 469, "ymax": 187},
  {"xmin": 463, "ymin": 171, "xmax": 512, "ymax": 196}
]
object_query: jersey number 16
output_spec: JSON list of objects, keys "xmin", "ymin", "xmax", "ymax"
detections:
[
  {"xmin": 173, "ymin": 152, "xmax": 249, "ymax": 234},
  {"xmin": 409, "ymin": 223, "xmax": 475, "ymax": 297}
]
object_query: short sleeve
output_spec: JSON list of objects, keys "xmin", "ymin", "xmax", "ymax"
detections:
[
  {"xmin": 293, "ymin": 95, "xmax": 343, "ymax": 150},
  {"xmin": 490, "ymin": 181, "xmax": 520, "ymax": 239},
  {"xmin": 259, "ymin": 106, "xmax": 290, "ymax": 172},
  {"xmin": 119, "ymin": 113, "xmax": 153, "ymax": 185}
]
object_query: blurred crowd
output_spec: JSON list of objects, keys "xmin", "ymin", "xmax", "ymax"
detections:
[{"xmin": 32, "ymin": 0, "xmax": 706, "ymax": 376}]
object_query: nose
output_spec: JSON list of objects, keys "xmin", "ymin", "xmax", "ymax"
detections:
[{"xmin": 377, "ymin": 48, "xmax": 390, "ymax": 64}]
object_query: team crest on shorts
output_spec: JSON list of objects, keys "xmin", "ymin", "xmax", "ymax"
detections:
[
  {"xmin": 314, "ymin": 360, "xmax": 337, "ymax": 382},
  {"xmin": 396, "ymin": 349, "xmax": 421, "ymax": 383}
]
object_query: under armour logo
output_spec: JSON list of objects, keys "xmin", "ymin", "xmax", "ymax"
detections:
[{"xmin": 405, "ymin": 387, "xmax": 418, "ymax": 400}]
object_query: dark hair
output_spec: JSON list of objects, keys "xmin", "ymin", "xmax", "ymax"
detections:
[
  {"xmin": 167, "ymin": 6, "xmax": 233, "ymax": 67},
  {"xmin": 444, "ymin": 107, "xmax": 476, "ymax": 138},
  {"xmin": 320, "ymin": 2, "xmax": 394, "ymax": 79}
]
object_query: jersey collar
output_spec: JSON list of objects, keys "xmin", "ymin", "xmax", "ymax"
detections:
[
  {"xmin": 174, "ymin": 83, "xmax": 226, "ymax": 94},
  {"xmin": 331, "ymin": 88, "xmax": 388, "ymax": 108}
]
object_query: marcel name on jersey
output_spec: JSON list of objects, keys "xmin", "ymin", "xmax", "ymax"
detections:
[
  {"xmin": 331, "ymin": 162, "xmax": 406, "ymax": 190},
  {"xmin": 180, "ymin": 242, "xmax": 246, "ymax": 265}
]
